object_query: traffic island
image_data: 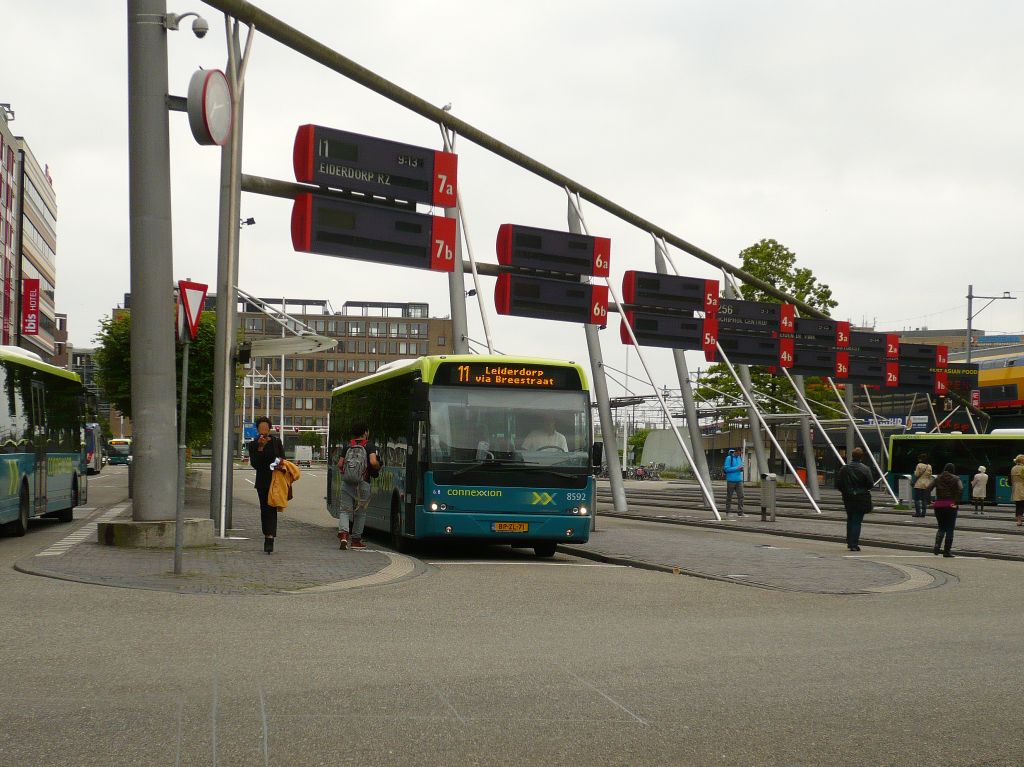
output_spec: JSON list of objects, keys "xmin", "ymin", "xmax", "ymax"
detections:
[{"xmin": 96, "ymin": 518, "xmax": 214, "ymax": 548}]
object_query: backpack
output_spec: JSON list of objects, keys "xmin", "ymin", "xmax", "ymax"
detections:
[{"xmin": 341, "ymin": 440, "xmax": 369, "ymax": 485}]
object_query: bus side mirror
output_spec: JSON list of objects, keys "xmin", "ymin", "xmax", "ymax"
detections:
[{"xmin": 592, "ymin": 442, "xmax": 604, "ymax": 468}]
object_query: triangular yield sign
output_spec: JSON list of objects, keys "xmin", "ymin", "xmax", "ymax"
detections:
[{"xmin": 178, "ymin": 280, "xmax": 209, "ymax": 341}]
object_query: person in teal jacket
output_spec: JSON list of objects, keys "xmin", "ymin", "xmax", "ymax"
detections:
[{"xmin": 724, "ymin": 449, "xmax": 744, "ymax": 516}]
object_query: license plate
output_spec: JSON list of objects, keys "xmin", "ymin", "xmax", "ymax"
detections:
[{"xmin": 493, "ymin": 522, "xmax": 528, "ymax": 533}]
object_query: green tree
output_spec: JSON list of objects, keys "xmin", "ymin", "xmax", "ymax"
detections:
[
  {"xmin": 628, "ymin": 427, "xmax": 651, "ymax": 463},
  {"xmin": 94, "ymin": 312, "xmax": 220, "ymax": 447},
  {"xmin": 296, "ymin": 430, "xmax": 323, "ymax": 448},
  {"xmin": 695, "ymin": 239, "xmax": 842, "ymax": 423}
]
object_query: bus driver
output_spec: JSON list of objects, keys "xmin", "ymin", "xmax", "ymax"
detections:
[{"xmin": 522, "ymin": 414, "xmax": 568, "ymax": 452}]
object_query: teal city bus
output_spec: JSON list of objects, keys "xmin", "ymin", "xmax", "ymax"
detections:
[
  {"xmin": 0, "ymin": 346, "xmax": 87, "ymax": 536},
  {"xmin": 327, "ymin": 355, "xmax": 596, "ymax": 556},
  {"xmin": 887, "ymin": 433, "xmax": 1024, "ymax": 504}
]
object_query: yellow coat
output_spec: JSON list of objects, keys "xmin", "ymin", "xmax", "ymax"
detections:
[{"xmin": 268, "ymin": 460, "xmax": 301, "ymax": 510}]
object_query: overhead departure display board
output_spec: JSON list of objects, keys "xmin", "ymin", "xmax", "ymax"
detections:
[
  {"xmin": 621, "ymin": 272, "xmax": 719, "ymax": 315},
  {"xmin": 494, "ymin": 273, "xmax": 608, "ymax": 325},
  {"xmin": 291, "ymin": 193, "xmax": 456, "ymax": 272},
  {"xmin": 293, "ymin": 124, "xmax": 457, "ymax": 207},
  {"xmin": 496, "ymin": 224, "xmax": 610, "ymax": 277}
]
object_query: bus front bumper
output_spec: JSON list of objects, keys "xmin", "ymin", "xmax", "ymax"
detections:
[{"xmin": 414, "ymin": 508, "xmax": 591, "ymax": 543}]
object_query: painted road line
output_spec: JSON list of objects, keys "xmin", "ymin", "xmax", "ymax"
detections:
[
  {"xmin": 426, "ymin": 561, "xmax": 629, "ymax": 567},
  {"xmin": 35, "ymin": 505, "xmax": 128, "ymax": 557}
]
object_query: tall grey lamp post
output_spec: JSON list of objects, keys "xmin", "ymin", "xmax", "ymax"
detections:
[{"xmin": 965, "ymin": 285, "xmax": 1016, "ymax": 364}]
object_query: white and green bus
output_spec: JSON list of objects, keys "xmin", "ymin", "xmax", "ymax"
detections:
[
  {"xmin": 0, "ymin": 346, "xmax": 87, "ymax": 536},
  {"xmin": 327, "ymin": 355, "xmax": 597, "ymax": 556}
]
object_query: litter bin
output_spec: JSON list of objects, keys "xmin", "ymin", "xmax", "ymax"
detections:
[
  {"xmin": 897, "ymin": 474, "xmax": 912, "ymax": 504},
  {"xmin": 760, "ymin": 472, "xmax": 777, "ymax": 522}
]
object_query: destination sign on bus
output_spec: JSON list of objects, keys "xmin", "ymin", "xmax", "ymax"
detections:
[
  {"xmin": 291, "ymin": 193, "xmax": 456, "ymax": 272},
  {"xmin": 434, "ymin": 362, "xmax": 581, "ymax": 390},
  {"xmin": 293, "ymin": 125, "xmax": 457, "ymax": 207}
]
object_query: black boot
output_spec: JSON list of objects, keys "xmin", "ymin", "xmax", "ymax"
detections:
[
  {"xmin": 264, "ymin": 537, "xmax": 274, "ymax": 554},
  {"xmin": 934, "ymin": 531, "xmax": 943, "ymax": 555}
]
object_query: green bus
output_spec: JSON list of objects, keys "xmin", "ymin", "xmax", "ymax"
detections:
[
  {"xmin": 887, "ymin": 433, "xmax": 1024, "ymax": 504},
  {"xmin": 327, "ymin": 355, "xmax": 596, "ymax": 556},
  {"xmin": 0, "ymin": 347, "xmax": 87, "ymax": 536}
]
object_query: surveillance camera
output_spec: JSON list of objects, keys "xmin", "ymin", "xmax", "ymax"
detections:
[{"xmin": 192, "ymin": 16, "xmax": 209, "ymax": 38}]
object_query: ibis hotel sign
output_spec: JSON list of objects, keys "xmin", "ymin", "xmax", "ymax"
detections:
[{"xmin": 21, "ymin": 278, "xmax": 40, "ymax": 336}]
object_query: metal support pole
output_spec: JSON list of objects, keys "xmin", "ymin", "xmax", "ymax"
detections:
[
  {"xmin": 926, "ymin": 394, "xmax": 941, "ymax": 433},
  {"xmin": 127, "ymin": 0, "xmax": 178, "ymax": 521},
  {"xmin": 828, "ymin": 379, "xmax": 899, "ymax": 504},
  {"xmin": 781, "ymin": 368, "xmax": 845, "ymax": 465},
  {"xmin": 966, "ymin": 283, "xmax": 973, "ymax": 364},
  {"xmin": 792, "ymin": 373, "xmax": 820, "ymax": 501},
  {"xmin": 930, "ymin": 406, "xmax": 960, "ymax": 433},
  {"xmin": 567, "ymin": 198, "xmax": 626, "ymax": 517},
  {"xmin": 717, "ymin": 346, "xmax": 820, "ymax": 513},
  {"xmin": 210, "ymin": 18, "xmax": 253, "ymax": 536},
  {"xmin": 174, "ymin": 339, "xmax": 189, "ymax": 574},
  {"xmin": 653, "ymin": 238, "xmax": 712, "ymax": 496},
  {"xmin": 965, "ymin": 404, "xmax": 979, "ymax": 434},
  {"xmin": 723, "ymin": 276, "xmax": 768, "ymax": 479},
  {"xmin": 862, "ymin": 385, "xmax": 890, "ymax": 466},
  {"xmin": 904, "ymin": 393, "xmax": 918, "ymax": 432},
  {"xmin": 845, "ymin": 382, "xmax": 857, "ymax": 458}
]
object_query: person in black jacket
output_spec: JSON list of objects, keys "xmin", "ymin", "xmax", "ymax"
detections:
[
  {"xmin": 248, "ymin": 416, "xmax": 285, "ymax": 554},
  {"xmin": 931, "ymin": 463, "xmax": 963, "ymax": 558},
  {"xmin": 836, "ymin": 447, "xmax": 874, "ymax": 551}
]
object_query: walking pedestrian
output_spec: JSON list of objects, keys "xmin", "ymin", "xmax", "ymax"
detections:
[
  {"xmin": 912, "ymin": 453, "xmax": 933, "ymax": 517},
  {"xmin": 1011, "ymin": 454, "xmax": 1024, "ymax": 527},
  {"xmin": 723, "ymin": 449, "xmax": 744, "ymax": 517},
  {"xmin": 970, "ymin": 465, "xmax": 988, "ymax": 515},
  {"xmin": 248, "ymin": 416, "xmax": 286, "ymax": 554},
  {"xmin": 931, "ymin": 463, "xmax": 963, "ymax": 557},
  {"xmin": 837, "ymin": 447, "xmax": 874, "ymax": 551},
  {"xmin": 336, "ymin": 422, "xmax": 381, "ymax": 550}
]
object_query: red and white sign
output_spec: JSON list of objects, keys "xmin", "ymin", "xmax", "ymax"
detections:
[
  {"xmin": 970, "ymin": 389, "xmax": 981, "ymax": 408},
  {"xmin": 177, "ymin": 280, "xmax": 208, "ymax": 341},
  {"xmin": 21, "ymin": 278, "xmax": 39, "ymax": 336}
]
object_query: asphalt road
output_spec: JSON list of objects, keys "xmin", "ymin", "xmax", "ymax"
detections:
[{"xmin": 2, "ymin": 466, "xmax": 1024, "ymax": 766}]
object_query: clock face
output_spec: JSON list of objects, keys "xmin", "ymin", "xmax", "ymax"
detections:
[
  {"xmin": 202, "ymin": 71, "xmax": 232, "ymax": 146},
  {"xmin": 187, "ymin": 68, "xmax": 232, "ymax": 146}
]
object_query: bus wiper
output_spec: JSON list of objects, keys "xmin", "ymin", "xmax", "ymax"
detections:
[{"xmin": 452, "ymin": 459, "xmax": 509, "ymax": 477}]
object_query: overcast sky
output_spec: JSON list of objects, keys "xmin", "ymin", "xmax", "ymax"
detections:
[{"xmin": 6, "ymin": 1, "xmax": 1024, "ymax": 397}]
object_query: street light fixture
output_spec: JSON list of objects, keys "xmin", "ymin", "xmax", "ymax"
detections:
[{"xmin": 966, "ymin": 284, "xmax": 1017, "ymax": 363}]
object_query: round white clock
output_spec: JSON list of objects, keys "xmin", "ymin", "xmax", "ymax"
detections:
[{"xmin": 186, "ymin": 68, "xmax": 232, "ymax": 146}]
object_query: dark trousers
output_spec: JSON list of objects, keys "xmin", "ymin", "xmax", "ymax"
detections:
[
  {"xmin": 934, "ymin": 507, "xmax": 958, "ymax": 552},
  {"xmin": 256, "ymin": 484, "xmax": 277, "ymax": 537},
  {"xmin": 846, "ymin": 511, "xmax": 865, "ymax": 548},
  {"xmin": 912, "ymin": 487, "xmax": 930, "ymax": 517}
]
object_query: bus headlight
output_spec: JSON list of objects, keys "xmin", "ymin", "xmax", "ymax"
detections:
[
  {"xmin": 430, "ymin": 502, "xmax": 439, "ymax": 511},
  {"xmin": 579, "ymin": 506, "xmax": 588, "ymax": 516},
  {"xmin": 566, "ymin": 529, "xmax": 574, "ymax": 536},
  {"xmin": 445, "ymin": 525, "xmax": 453, "ymax": 534},
  {"xmin": 440, "ymin": 504, "xmax": 447, "ymax": 511}
]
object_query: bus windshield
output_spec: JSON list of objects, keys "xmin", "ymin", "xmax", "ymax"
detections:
[{"xmin": 428, "ymin": 387, "xmax": 590, "ymax": 472}]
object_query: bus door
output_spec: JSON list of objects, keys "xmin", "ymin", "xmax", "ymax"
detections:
[{"xmin": 30, "ymin": 381, "xmax": 47, "ymax": 515}]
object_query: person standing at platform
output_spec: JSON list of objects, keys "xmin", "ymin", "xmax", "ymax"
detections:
[
  {"xmin": 931, "ymin": 463, "xmax": 963, "ymax": 557},
  {"xmin": 912, "ymin": 454, "xmax": 933, "ymax": 517},
  {"xmin": 723, "ymin": 449, "xmax": 744, "ymax": 517},
  {"xmin": 837, "ymin": 447, "xmax": 874, "ymax": 551},
  {"xmin": 970, "ymin": 466, "xmax": 988, "ymax": 515},
  {"xmin": 1011, "ymin": 455, "xmax": 1024, "ymax": 527}
]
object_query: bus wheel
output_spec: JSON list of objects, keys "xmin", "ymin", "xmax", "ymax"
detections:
[
  {"xmin": 390, "ymin": 504, "xmax": 414, "ymax": 555},
  {"xmin": 533, "ymin": 541, "xmax": 557, "ymax": 558},
  {"xmin": 56, "ymin": 480, "xmax": 77, "ymax": 524},
  {"xmin": 6, "ymin": 485, "xmax": 30, "ymax": 537}
]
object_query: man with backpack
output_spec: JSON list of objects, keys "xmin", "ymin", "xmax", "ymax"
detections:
[{"xmin": 337, "ymin": 422, "xmax": 381, "ymax": 550}]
